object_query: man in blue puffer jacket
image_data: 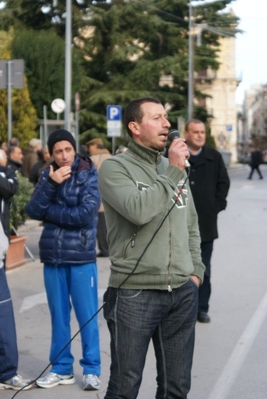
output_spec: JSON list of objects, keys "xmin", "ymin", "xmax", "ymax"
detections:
[{"xmin": 25, "ymin": 129, "xmax": 101, "ymax": 391}]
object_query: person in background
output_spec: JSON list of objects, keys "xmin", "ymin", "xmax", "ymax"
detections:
[
  {"xmin": 7, "ymin": 146, "xmax": 24, "ymax": 175},
  {"xmin": 1, "ymin": 142, "xmax": 8, "ymax": 153},
  {"xmin": 99, "ymin": 97, "xmax": 205, "ymax": 399},
  {"xmin": 78, "ymin": 144, "xmax": 89, "ymax": 158},
  {"xmin": 0, "ymin": 150, "xmax": 32, "ymax": 391},
  {"xmin": 87, "ymin": 138, "xmax": 110, "ymax": 158},
  {"xmin": 29, "ymin": 145, "xmax": 52, "ymax": 186},
  {"xmin": 22, "ymin": 138, "xmax": 42, "ymax": 178},
  {"xmin": 247, "ymin": 145, "xmax": 263, "ymax": 180},
  {"xmin": 184, "ymin": 119, "xmax": 230, "ymax": 323},
  {"xmin": 0, "ymin": 149, "xmax": 18, "ymax": 240},
  {"xmin": 87, "ymin": 138, "xmax": 112, "ymax": 257},
  {"xmin": 7, "ymin": 146, "xmax": 23, "ymax": 175},
  {"xmin": 115, "ymin": 144, "xmax": 128, "ymax": 154},
  {"xmin": 9, "ymin": 137, "xmax": 20, "ymax": 147},
  {"xmin": 26, "ymin": 129, "xmax": 101, "ymax": 391},
  {"xmin": 0, "ymin": 149, "xmax": 8, "ymax": 167}
]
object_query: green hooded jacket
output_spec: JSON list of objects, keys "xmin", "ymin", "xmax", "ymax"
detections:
[{"xmin": 99, "ymin": 139, "xmax": 205, "ymax": 291}]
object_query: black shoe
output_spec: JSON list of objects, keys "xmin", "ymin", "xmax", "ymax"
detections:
[
  {"xmin": 197, "ymin": 312, "xmax": 210, "ymax": 323},
  {"xmin": 97, "ymin": 252, "xmax": 109, "ymax": 257}
]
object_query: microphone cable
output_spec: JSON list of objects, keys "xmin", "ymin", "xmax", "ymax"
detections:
[{"xmin": 10, "ymin": 167, "xmax": 190, "ymax": 399}]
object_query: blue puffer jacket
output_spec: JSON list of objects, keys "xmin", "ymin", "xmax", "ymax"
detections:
[{"xmin": 25, "ymin": 155, "xmax": 100, "ymax": 265}]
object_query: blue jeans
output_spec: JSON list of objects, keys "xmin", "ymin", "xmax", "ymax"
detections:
[
  {"xmin": 103, "ymin": 279, "xmax": 198, "ymax": 399},
  {"xmin": 44, "ymin": 263, "xmax": 101, "ymax": 376}
]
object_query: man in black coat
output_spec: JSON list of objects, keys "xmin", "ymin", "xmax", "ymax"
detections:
[
  {"xmin": 0, "ymin": 149, "xmax": 18, "ymax": 239},
  {"xmin": 184, "ymin": 120, "xmax": 230, "ymax": 323},
  {"xmin": 247, "ymin": 145, "xmax": 263, "ymax": 180},
  {"xmin": 7, "ymin": 146, "xmax": 24, "ymax": 175}
]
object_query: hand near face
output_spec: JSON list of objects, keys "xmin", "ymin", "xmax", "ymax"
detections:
[
  {"xmin": 168, "ymin": 138, "xmax": 190, "ymax": 170},
  {"xmin": 49, "ymin": 164, "xmax": 71, "ymax": 184}
]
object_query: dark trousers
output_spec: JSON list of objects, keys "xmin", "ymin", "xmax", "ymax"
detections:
[
  {"xmin": 0, "ymin": 266, "xmax": 18, "ymax": 382},
  {"xmin": 97, "ymin": 212, "xmax": 109, "ymax": 256},
  {"xmin": 248, "ymin": 165, "xmax": 263, "ymax": 179},
  {"xmin": 198, "ymin": 241, "xmax": 214, "ymax": 314}
]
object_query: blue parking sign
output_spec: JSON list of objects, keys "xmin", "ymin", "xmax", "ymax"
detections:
[
  {"xmin": 107, "ymin": 105, "xmax": 122, "ymax": 121},
  {"xmin": 107, "ymin": 105, "xmax": 122, "ymax": 137}
]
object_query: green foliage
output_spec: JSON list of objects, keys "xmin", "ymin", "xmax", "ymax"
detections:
[
  {"xmin": 0, "ymin": 84, "xmax": 38, "ymax": 148},
  {"xmin": 77, "ymin": 0, "xmax": 238, "ymax": 133},
  {"xmin": 10, "ymin": 173, "xmax": 34, "ymax": 230},
  {"xmin": 0, "ymin": 29, "xmax": 38, "ymax": 147},
  {"xmin": 11, "ymin": 28, "xmax": 84, "ymax": 119},
  {"xmin": 0, "ymin": 29, "xmax": 12, "ymax": 56},
  {"xmin": 1, "ymin": 0, "xmax": 239, "ymax": 140},
  {"xmin": 206, "ymin": 133, "xmax": 216, "ymax": 148},
  {"xmin": 1, "ymin": 0, "xmax": 90, "ymax": 37}
]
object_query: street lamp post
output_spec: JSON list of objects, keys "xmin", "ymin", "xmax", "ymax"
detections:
[
  {"xmin": 64, "ymin": 0, "xmax": 72, "ymax": 131},
  {"xmin": 188, "ymin": 0, "xmax": 194, "ymax": 120}
]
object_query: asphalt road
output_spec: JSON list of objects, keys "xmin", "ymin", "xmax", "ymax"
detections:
[{"xmin": 3, "ymin": 162, "xmax": 267, "ymax": 399}]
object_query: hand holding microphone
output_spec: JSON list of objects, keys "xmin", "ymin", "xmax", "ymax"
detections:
[{"xmin": 168, "ymin": 129, "xmax": 190, "ymax": 169}]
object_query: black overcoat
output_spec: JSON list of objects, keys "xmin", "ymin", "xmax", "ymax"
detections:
[
  {"xmin": 188, "ymin": 146, "xmax": 230, "ymax": 242},
  {"xmin": 0, "ymin": 166, "xmax": 18, "ymax": 238}
]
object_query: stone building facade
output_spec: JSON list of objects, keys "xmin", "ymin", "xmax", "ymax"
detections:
[{"xmin": 195, "ymin": 36, "xmax": 240, "ymax": 163}]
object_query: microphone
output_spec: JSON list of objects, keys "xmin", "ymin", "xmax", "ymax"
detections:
[{"xmin": 168, "ymin": 130, "xmax": 190, "ymax": 168}]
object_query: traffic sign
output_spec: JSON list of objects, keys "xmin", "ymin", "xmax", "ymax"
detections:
[
  {"xmin": 0, "ymin": 59, "xmax": 24, "ymax": 89},
  {"xmin": 75, "ymin": 92, "xmax": 80, "ymax": 111},
  {"xmin": 107, "ymin": 105, "xmax": 122, "ymax": 137},
  {"xmin": 51, "ymin": 98, "xmax": 65, "ymax": 114}
]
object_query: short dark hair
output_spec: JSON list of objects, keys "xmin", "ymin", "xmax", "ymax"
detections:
[
  {"xmin": 9, "ymin": 137, "xmax": 19, "ymax": 146},
  {"xmin": 7, "ymin": 146, "xmax": 18, "ymax": 157},
  {"xmin": 124, "ymin": 97, "xmax": 161, "ymax": 137},
  {"xmin": 185, "ymin": 119, "xmax": 204, "ymax": 132}
]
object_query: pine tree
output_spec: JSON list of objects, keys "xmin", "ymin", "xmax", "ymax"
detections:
[
  {"xmin": 1, "ymin": 0, "xmax": 238, "ymax": 140},
  {"xmin": 78, "ymin": 0, "xmax": 238, "ymax": 135},
  {"xmin": 10, "ymin": 28, "xmax": 85, "ymax": 119}
]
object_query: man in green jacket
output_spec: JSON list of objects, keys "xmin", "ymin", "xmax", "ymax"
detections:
[{"xmin": 99, "ymin": 97, "xmax": 205, "ymax": 399}]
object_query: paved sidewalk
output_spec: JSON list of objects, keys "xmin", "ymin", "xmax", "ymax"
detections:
[
  {"xmin": 4, "ymin": 162, "xmax": 265, "ymax": 399},
  {"xmin": 5, "ymin": 227, "xmax": 156, "ymax": 399}
]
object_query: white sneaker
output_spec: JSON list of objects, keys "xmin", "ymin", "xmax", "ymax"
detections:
[
  {"xmin": 82, "ymin": 374, "xmax": 101, "ymax": 390},
  {"xmin": 36, "ymin": 372, "xmax": 75, "ymax": 388},
  {"xmin": 0, "ymin": 374, "xmax": 33, "ymax": 391}
]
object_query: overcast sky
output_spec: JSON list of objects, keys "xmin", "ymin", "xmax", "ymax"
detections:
[{"xmin": 227, "ymin": 0, "xmax": 267, "ymax": 104}]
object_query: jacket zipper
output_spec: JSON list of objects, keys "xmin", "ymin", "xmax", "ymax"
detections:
[
  {"xmin": 131, "ymin": 232, "xmax": 137, "ymax": 248},
  {"xmin": 167, "ymin": 212, "xmax": 172, "ymax": 292},
  {"xmin": 123, "ymin": 231, "xmax": 137, "ymax": 258},
  {"xmin": 156, "ymin": 155, "xmax": 173, "ymax": 292}
]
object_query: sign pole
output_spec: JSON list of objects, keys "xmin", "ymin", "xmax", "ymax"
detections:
[
  {"xmin": 7, "ymin": 60, "xmax": 12, "ymax": 142},
  {"xmin": 64, "ymin": 0, "xmax": 72, "ymax": 131},
  {"xmin": 188, "ymin": 0, "xmax": 194, "ymax": 120},
  {"xmin": 112, "ymin": 137, "xmax": 116, "ymax": 155},
  {"xmin": 75, "ymin": 92, "xmax": 80, "ymax": 153},
  {"xmin": 43, "ymin": 105, "xmax": 48, "ymax": 145}
]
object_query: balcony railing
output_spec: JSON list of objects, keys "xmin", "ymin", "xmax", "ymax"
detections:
[{"xmin": 194, "ymin": 69, "xmax": 216, "ymax": 81}]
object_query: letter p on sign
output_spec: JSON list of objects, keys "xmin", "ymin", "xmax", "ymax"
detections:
[{"xmin": 107, "ymin": 105, "xmax": 122, "ymax": 137}]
